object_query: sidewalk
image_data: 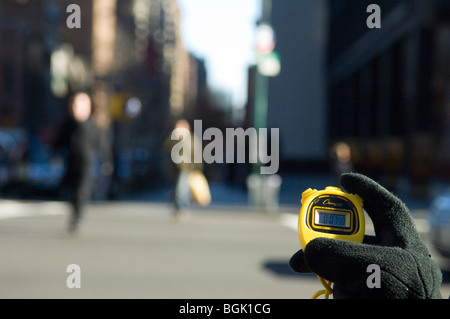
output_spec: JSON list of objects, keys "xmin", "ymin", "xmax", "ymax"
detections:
[{"xmin": 119, "ymin": 173, "xmax": 433, "ymax": 213}]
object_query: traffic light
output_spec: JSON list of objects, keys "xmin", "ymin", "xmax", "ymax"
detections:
[{"xmin": 110, "ymin": 93, "xmax": 142, "ymax": 121}]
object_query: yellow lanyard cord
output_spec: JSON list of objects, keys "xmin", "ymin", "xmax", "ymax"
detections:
[{"xmin": 311, "ymin": 275, "xmax": 333, "ymax": 299}]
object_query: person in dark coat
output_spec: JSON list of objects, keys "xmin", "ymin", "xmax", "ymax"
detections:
[{"xmin": 56, "ymin": 92, "xmax": 112, "ymax": 233}]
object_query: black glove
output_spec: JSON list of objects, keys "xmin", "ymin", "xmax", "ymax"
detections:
[{"xmin": 289, "ymin": 173, "xmax": 443, "ymax": 299}]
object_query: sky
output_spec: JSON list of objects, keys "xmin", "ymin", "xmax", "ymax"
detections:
[{"xmin": 177, "ymin": 0, "xmax": 262, "ymax": 109}]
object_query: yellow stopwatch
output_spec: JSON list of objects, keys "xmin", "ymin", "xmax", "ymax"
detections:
[{"xmin": 298, "ymin": 186, "xmax": 365, "ymax": 299}]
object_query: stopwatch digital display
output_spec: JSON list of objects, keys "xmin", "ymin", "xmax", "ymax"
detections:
[
  {"xmin": 315, "ymin": 210, "xmax": 348, "ymax": 228},
  {"xmin": 298, "ymin": 187, "xmax": 365, "ymax": 251}
]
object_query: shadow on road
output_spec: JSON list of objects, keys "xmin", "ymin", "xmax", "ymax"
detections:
[{"xmin": 262, "ymin": 259, "xmax": 316, "ymax": 279}]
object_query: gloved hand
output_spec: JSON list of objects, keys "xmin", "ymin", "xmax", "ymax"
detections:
[{"xmin": 289, "ymin": 173, "xmax": 443, "ymax": 299}]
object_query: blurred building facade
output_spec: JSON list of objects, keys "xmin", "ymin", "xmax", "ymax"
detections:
[
  {"xmin": 0, "ymin": 0, "xmax": 208, "ymax": 197},
  {"xmin": 0, "ymin": 0, "xmax": 76, "ymax": 130},
  {"xmin": 328, "ymin": 0, "xmax": 450, "ymax": 195},
  {"xmin": 111, "ymin": 0, "xmax": 212, "ymax": 192},
  {"xmin": 246, "ymin": 0, "xmax": 450, "ymax": 196},
  {"xmin": 247, "ymin": 0, "xmax": 329, "ymax": 172}
]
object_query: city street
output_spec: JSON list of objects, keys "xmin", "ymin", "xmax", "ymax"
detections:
[
  {"xmin": 0, "ymin": 199, "xmax": 449, "ymax": 299},
  {"xmin": 3, "ymin": 0, "xmax": 450, "ymax": 304},
  {"xmin": 0, "ymin": 200, "xmax": 321, "ymax": 299}
]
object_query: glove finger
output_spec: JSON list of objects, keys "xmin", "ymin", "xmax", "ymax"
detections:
[
  {"xmin": 340, "ymin": 173, "xmax": 423, "ymax": 250},
  {"xmin": 303, "ymin": 237, "xmax": 391, "ymax": 285},
  {"xmin": 289, "ymin": 250, "xmax": 312, "ymax": 273},
  {"xmin": 290, "ymin": 237, "xmax": 377, "ymax": 273}
]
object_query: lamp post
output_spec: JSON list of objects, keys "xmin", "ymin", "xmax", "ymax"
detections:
[
  {"xmin": 253, "ymin": 0, "xmax": 276, "ymax": 173},
  {"xmin": 247, "ymin": 0, "xmax": 282, "ymax": 211}
]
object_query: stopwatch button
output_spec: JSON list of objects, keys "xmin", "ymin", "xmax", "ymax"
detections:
[
  {"xmin": 325, "ymin": 186, "xmax": 342, "ymax": 191},
  {"xmin": 301, "ymin": 188, "xmax": 316, "ymax": 204},
  {"xmin": 302, "ymin": 188, "xmax": 315, "ymax": 197}
]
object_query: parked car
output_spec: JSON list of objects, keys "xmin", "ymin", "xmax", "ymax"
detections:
[
  {"xmin": 0, "ymin": 128, "xmax": 28, "ymax": 191},
  {"xmin": 1, "ymin": 130, "xmax": 66, "ymax": 199},
  {"xmin": 429, "ymin": 191, "xmax": 450, "ymax": 270}
]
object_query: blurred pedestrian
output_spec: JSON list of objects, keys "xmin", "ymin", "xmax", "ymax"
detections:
[
  {"xmin": 330, "ymin": 142, "xmax": 353, "ymax": 186},
  {"xmin": 55, "ymin": 92, "xmax": 112, "ymax": 233},
  {"xmin": 164, "ymin": 119, "xmax": 204, "ymax": 222}
]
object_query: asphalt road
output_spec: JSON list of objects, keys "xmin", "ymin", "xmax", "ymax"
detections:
[{"xmin": 0, "ymin": 200, "xmax": 449, "ymax": 299}]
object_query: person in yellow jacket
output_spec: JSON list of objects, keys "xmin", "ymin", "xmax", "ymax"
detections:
[{"xmin": 164, "ymin": 119, "xmax": 204, "ymax": 222}]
